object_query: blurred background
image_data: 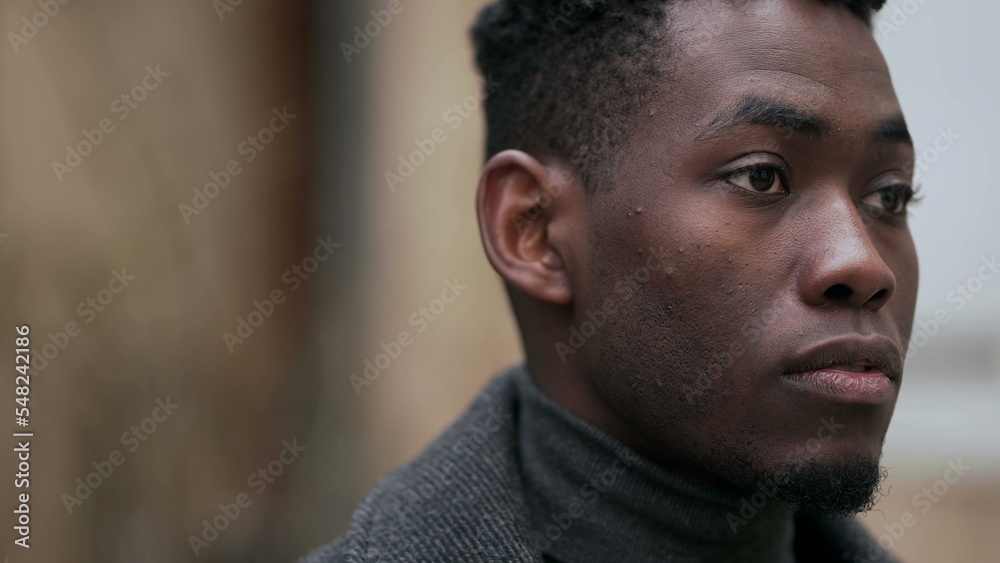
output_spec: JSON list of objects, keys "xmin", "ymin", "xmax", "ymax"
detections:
[{"xmin": 0, "ymin": 0, "xmax": 996, "ymax": 561}]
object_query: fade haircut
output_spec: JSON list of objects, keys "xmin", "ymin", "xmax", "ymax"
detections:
[{"xmin": 470, "ymin": 0, "xmax": 886, "ymax": 194}]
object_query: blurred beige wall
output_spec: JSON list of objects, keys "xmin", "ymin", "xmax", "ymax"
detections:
[
  {"xmin": 1, "ymin": 0, "xmax": 313, "ymax": 561},
  {"xmin": 358, "ymin": 0, "xmax": 522, "ymax": 477}
]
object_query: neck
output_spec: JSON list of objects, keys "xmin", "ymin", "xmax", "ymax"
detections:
[{"xmin": 514, "ymin": 366, "xmax": 796, "ymax": 563}]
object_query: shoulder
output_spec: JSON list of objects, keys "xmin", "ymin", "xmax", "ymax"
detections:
[{"xmin": 303, "ymin": 365, "xmax": 541, "ymax": 563}]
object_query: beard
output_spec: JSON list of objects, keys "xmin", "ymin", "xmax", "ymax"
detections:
[{"xmin": 725, "ymin": 449, "xmax": 889, "ymax": 517}]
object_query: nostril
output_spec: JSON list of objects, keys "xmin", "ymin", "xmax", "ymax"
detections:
[
  {"xmin": 869, "ymin": 288, "xmax": 888, "ymax": 304},
  {"xmin": 824, "ymin": 283, "xmax": 852, "ymax": 301}
]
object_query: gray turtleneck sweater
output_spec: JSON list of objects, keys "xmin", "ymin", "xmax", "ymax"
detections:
[{"xmin": 303, "ymin": 364, "xmax": 897, "ymax": 562}]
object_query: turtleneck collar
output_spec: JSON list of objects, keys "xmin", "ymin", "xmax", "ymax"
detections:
[{"xmin": 513, "ymin": 366, "xmax": 795, "ymax": 563}]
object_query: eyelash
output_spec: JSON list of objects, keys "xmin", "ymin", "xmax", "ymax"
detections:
[
  {"xmin": 724, "ymin": 163, "xmax": 921, "ymax": 217},
  {"xmin": 725, "ymin": 162, "xmax": 789, "ymax": 197},
  {"xmin": 866, "ymin": 184, "xmax": 920, "ymax": 217}
]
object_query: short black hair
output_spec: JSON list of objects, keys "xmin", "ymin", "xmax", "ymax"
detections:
[{"xmin": 470, "ymin": 0, "xmax": 886, "ymax": 194}]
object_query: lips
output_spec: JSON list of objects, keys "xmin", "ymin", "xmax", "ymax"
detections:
[
  {"xmin": 781, "ymin": 338, "xmax": 902, "ymax": 405},
  {"xmin": 826, "ymin": 360, "xmax": 877, "ymax": 373}
]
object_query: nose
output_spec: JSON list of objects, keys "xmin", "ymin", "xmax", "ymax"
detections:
[{"xmin": 797, "ymin": 197, "xmax": 896, "ymax": 311}]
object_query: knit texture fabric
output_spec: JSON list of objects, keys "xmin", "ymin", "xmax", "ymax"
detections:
[{"xmin": 302, "ymin": 364, "xmax": 898, "ymax": 562}]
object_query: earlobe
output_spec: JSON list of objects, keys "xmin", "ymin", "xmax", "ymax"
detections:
[{"xmin": 476, "ymin": 150, "xmax": 581, "ymax": 306}]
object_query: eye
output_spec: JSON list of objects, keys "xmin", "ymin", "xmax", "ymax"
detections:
[
  {"xmin": 860, "ymin": 184, "xmax": 916, "ymax": 216},
  {"xmin": 727, "ymin": 164, "xmax": 787, "ymax": 195}
]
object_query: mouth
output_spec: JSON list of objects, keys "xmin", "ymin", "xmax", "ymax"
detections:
[{"xmin": 781, "ymin": 338, "xmax": 902, "ymax": 406}]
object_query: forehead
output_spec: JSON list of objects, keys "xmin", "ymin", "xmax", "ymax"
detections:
[{"xmin": 647, "ymin": 0, "xmax": 900, "ymax": 138}]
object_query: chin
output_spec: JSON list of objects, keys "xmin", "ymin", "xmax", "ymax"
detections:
[
  {"xmin": 766, "ymin": 457, "xmax": 888, "ymax": 516},
  {"xmin": 755, "ymin": 440, "xmax": 888, "ymax": 517}
]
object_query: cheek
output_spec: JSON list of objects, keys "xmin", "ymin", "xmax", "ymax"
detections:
[
  {"xmin": 878, "ymin": 230, "xmax": 919, "ymax": 343},
  {"xmin": 583, "ymin": 238, "xmax": 783, "ymax": 423},
  {"xmin": 581, "ymin": 195, "xmax": 798, "ymax": 427},
  {"xmin": 892, "ymin": 274, "xmax": 918, "ymax": 344},
  {"xmin": 584, "ymin": 199, "xmax": 783, "ymax": 381}
]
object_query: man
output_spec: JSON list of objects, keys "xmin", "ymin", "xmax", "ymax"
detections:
[{"xmin": 309, "ymin": 0, "xmax": 918, "ymax": 560}]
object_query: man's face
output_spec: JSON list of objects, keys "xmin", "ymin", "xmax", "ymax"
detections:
[{"xmin": 577, "ymin": 0, "xmax": 918, "ymax": 512}]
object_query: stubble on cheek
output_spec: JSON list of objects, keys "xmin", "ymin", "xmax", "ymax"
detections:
[{"xmin": 584, "ymin": 243, "xmax": 775, "ymax": 460}]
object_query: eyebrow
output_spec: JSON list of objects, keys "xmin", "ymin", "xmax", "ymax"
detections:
[
  {"xmin": 701, "ymin": 95, "xmax": 827, "ymax": 139},
  {"xmin": 698, "ymin": 94, "xmax": 912, "ymax": 147},
  {"xmin": 872, "ymin": 117, "xmax": 912, "ymax": 146}
]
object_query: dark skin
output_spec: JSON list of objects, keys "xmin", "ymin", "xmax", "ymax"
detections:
[{"xmin": 477, "ymin": 0, "xmax": 918, "ymax": 501}]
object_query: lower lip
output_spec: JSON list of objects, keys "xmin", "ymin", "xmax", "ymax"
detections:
[{"xmin": 781, "ymin": 369, "xmax": 894, "ymax": 405}]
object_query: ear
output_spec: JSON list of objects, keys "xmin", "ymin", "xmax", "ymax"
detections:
[{"xmin": 476, "ymin": 150, "xmax": 584, "ymax": 305}]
